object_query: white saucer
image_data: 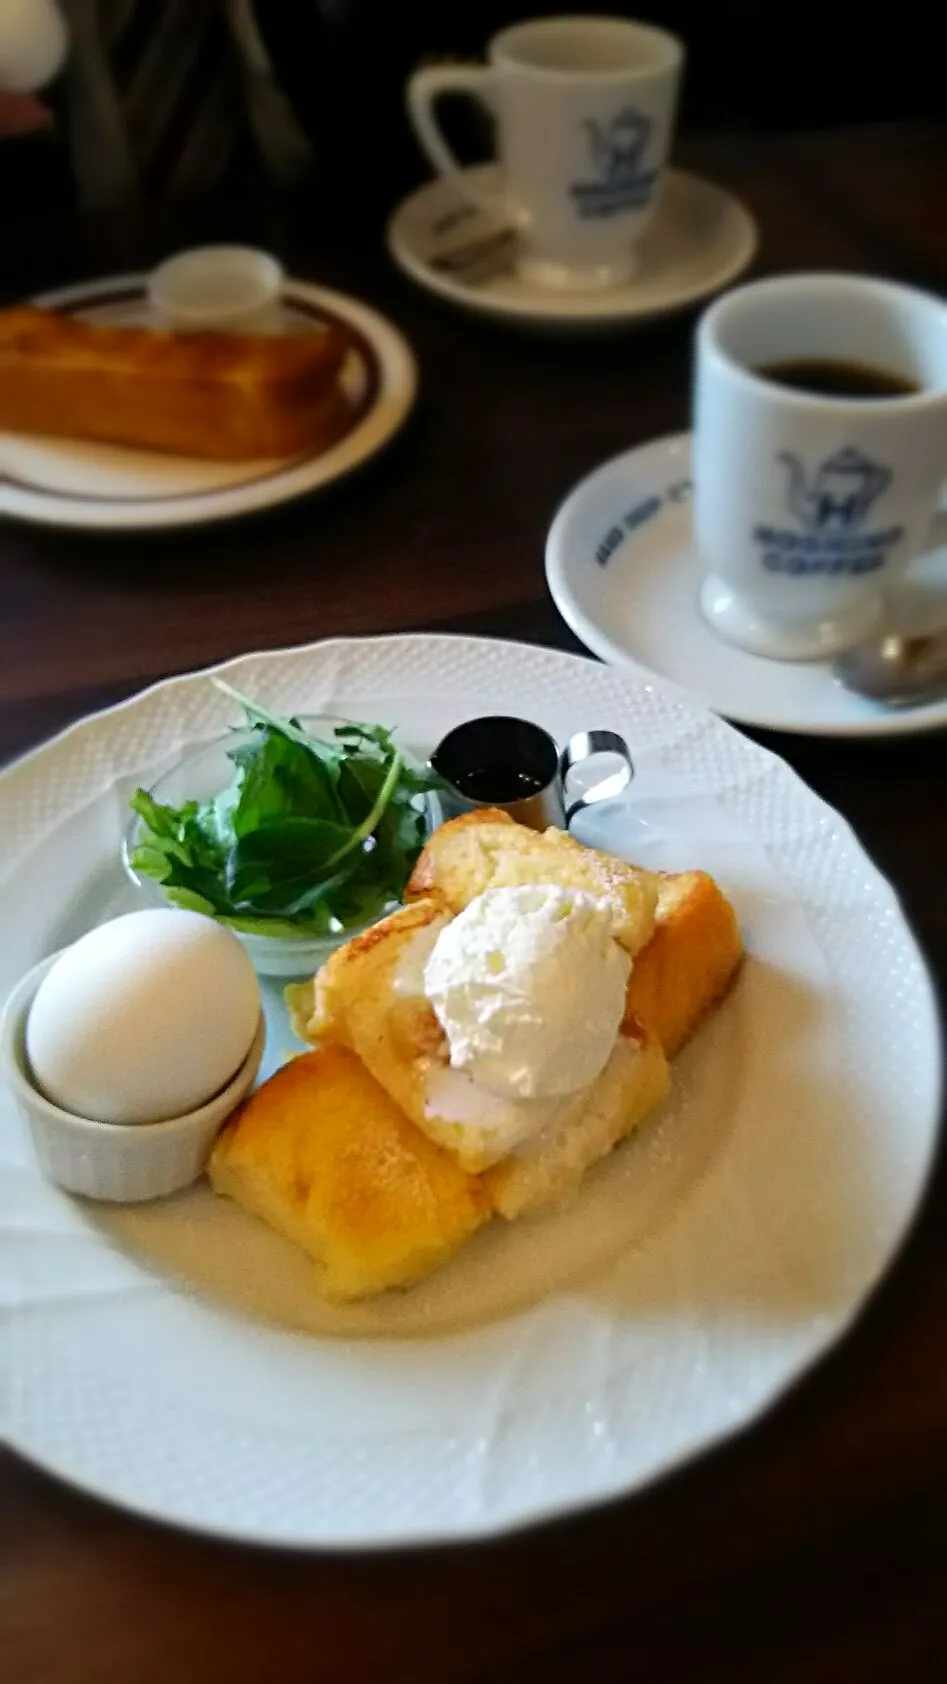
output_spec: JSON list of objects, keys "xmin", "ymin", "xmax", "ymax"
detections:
[
  {"xmin": 546, "ymin": 434, "xmax": 947, "ymax": 737},
  {"xmin": 387, "ymin": 166, "xmax": 757, "ymax": 333},
  {"xmin": 4, "ymin": 276, "xmax": 417, "ymax": 531}
]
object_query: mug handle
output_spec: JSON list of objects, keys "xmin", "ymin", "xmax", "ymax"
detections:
[
  {"xmin": 560, "ymin": 730, "xmax": 635, "ymax": 827},
  {"xmin": 406, "ymin": 65, "xmax": 509, "ymax": 222}
]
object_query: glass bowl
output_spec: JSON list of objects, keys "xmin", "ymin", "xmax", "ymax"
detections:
[{"xmin": 122, "ymin": 716, "xmax": 439, "ymax": 977}]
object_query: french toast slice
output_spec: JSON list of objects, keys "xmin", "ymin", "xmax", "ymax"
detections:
[
  {"xmin": 405, "ymin": 808, "xmax": 658, "ymax": 956},
  {"xmin": 289, "ymin": 896, "xmax": 573, "ymax": 1174},
  {"xmin": 294, "ymin": 898, "xmax": 448, "ymax": 1054},
  {"xmin": 403, "ymin": 811, "xmax": 742, "ymax": 1055},
  {"xmin": 485, "ymin": 1024, "xmax": 669, "ymax": 1219},
  {"xmin": 225, "ymin": 830, "xmax": 743, "ymax": 1294},
  {"xmin": 625, "ymin": 872, "xmax": 743, "ymax": 1056},
  {"xmin": 288, "ymin": 865, "xmax": 742, "ymax": 1174},
  {"xmin": 209, "ymin": 1045, "xmax": 489, "ymax": 1300}
]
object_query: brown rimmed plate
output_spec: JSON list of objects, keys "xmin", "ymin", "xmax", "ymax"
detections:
[{"xmin": 3, "ymin": 276, "xmax": 417, "ymax": 530}]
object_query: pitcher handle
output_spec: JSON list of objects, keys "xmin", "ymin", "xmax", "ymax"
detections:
[{"xmin": 560, "ymin": 730, "xmax": 634, "ymax": 827}]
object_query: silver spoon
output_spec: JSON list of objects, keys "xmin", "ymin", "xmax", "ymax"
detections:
[
  {"xmin": 430, "ymin": 226, "xmax": 518, "ymax": 285},
  {"xmin": 833, "ymin": 627, "xmax": 947, "ymax": 706}
]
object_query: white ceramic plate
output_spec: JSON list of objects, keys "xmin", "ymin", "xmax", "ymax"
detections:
[
  {"xmin": 3, "ymin": 277, "xmax": 417, "ymax": 530},
  {"xmin": 0, "ymin": 634, "xmax": 940, "ymax": 1546},
  {"xmin": 387, "ymin": 166, "xmax": 757, "ymax": 332},
  {"xmin": 547, "ymin": 434, "xmax": 947, "ymax": 736}
]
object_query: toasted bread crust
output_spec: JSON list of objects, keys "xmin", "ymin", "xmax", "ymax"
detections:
[
  {"xmin": 406, "ymin": 808, "xmax": 658, "ymax": 956},
  {"xmin": 406, "ymin": 808, "xmax": 514, "ymax": 900},
  {"xmin": 304, "ymin": 898, "xmax": 447, "ymax": 1046},
  {"xmin": 0, "ymin": 305, "xmax": 354, "ymax": 460}
]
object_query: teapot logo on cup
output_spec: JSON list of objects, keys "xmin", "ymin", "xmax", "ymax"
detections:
[
  {"xmin": 755, "ymin": 446, "xmax": 903, "ymax": 578},
  {"xmin": 781, "ymin": 448, "xmax": 890, "ymax": 532},
  {"xmin": 572, "ymin": 107, "xmax": 656, "ymax": 220}
]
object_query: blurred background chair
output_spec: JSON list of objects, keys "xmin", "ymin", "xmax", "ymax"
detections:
[{"xmin": 1, "ymin": 0, "xmax": 942, "ymax": 231}]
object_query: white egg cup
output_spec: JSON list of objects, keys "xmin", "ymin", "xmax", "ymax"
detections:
[{"xmin": 1, "ymin": 953, "xmax": 265, "ymax": 1202}]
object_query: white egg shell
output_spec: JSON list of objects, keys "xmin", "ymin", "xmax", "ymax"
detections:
[{"xmin": 26, "ymin": 909, "xmax": 262, "ymax": 1125}]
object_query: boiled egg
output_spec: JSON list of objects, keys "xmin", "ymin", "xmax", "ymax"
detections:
[{"xmin": 26, "ymin": 909, "xmax": 261, "ymax": 1125}]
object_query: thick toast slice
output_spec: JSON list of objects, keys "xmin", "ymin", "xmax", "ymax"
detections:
[
  {"xmin": 485, "ymin": 1027, "xmax": 669, "ymax": 1219},
  {"xmin": 0, "ymin": 305, "xmax": 354, "ymax": 460},
  {"xmin": 209, "ymin": 1045, "xmax": 489, "ymax": 1300},
  {"xmin": 223, "ymin": 838, "xmax": 742, "ymax": 1294},
  {"xmin": 288, "ymin": 866, "xmax": 742, "ymax": 1173},
  {"xmin": 293, "ymin": 898, "xmax": 448, "ymax": 1056},
  {"xmin": 404, "ymin": 811, "xmax": 742, "ymax": 1055},
  {"xmin": 290, "ymin": 896, "xmax": 586, "ymax": 1174},
  {"xmin": 625, "ymin": 872, "xmax": 743, "ymax": 1056},
  {"xmin": 406, "ymin": 808, "xmax": 658, "ymax": 956}
]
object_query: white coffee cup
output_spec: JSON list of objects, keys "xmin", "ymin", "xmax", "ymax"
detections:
[
  {"xmin": 407, "ymin": 16, "xmax": 683, "ymax": 293},
  {"xmin": 693, "ymin": 273, "xmax": 947, "ymax": 660}
]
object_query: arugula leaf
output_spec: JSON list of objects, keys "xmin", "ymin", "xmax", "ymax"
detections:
[
  {"xmin": 336, "ymin": 753, "xmax": 386, "ymax": 824},
  {"xmin": 229, "ymin": 729, "xmax": 346, "ymax": 835},
  {"xmin": 128, "ymin": 688, "xmax": 438, "ymax": 940},
  {"xmin": 225, "ymin": 818, "xmax": 356, "ymax": 902},
  {"xmin": 160, "ymin": 886, "xmax": 221, "ymax": 917}
]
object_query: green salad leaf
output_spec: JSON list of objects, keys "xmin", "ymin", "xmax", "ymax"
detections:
[{"xmin": 128, "ymin": 682, "xmax": 438, "ymax": 940}]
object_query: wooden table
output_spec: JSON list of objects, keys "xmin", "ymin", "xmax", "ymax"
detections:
[{"xmin": 2, "ymin": 122, "xmax": 946, "ymax": 1683}]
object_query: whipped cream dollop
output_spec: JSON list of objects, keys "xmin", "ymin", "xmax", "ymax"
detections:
[{"xmin": 423, "ymin": 884, "xmax": 630, "ymax": 1102}]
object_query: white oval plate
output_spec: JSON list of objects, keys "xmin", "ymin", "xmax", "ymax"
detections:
[
  {"xmin": 3, "ymin": 277, "xmax": 417, "ymax": 530},
  {"xmin": 0, "ymin": 634, "xmax": 940, "ymax": 1546},
  {"xmin": 547, "ymin": 434, "xmax": 947, "ymax": 737},
  {"xmin": 387, "ymin": 166, "xmax": 757, "ymax": 333}
]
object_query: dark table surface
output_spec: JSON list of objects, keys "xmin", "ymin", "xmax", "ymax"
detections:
[{"xmin": 2, "ymin": 121, "xmax": 946, "ymax": 1683}]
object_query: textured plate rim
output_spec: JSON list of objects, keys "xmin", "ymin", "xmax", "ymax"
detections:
[{"xmin": 0, "ymin": 633, "xmax": 941, "ymax": 1548}]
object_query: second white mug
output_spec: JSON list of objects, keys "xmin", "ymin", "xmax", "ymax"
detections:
[{"xmin": 406, "ymin": 15, "xmax": 683, "ymax": 293}]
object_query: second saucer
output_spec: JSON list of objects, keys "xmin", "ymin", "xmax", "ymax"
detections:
[
  {"xmin": 545, "ymin": 432, "xmax": 947, "ymax": 738},
  {"xmin": 386, "ymin": 165, "xmax": 757, "ymax": 334}
]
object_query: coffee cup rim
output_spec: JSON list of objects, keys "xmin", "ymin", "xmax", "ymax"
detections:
[
  {"xmin": 699, "ymin": 271, "xmax": 947, "ymax": 414},
  {"xmin": 491, "ymin": 15, "xmax": 683, "ymax": 80}
]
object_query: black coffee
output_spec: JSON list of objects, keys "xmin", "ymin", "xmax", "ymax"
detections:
[
  {"xmin": 454, "ymin": 766, "xmax": 547, "ymax": 803},
  {"xmin": 756, "ymin": 357, "xmax": 919, "ymax": 400}
]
